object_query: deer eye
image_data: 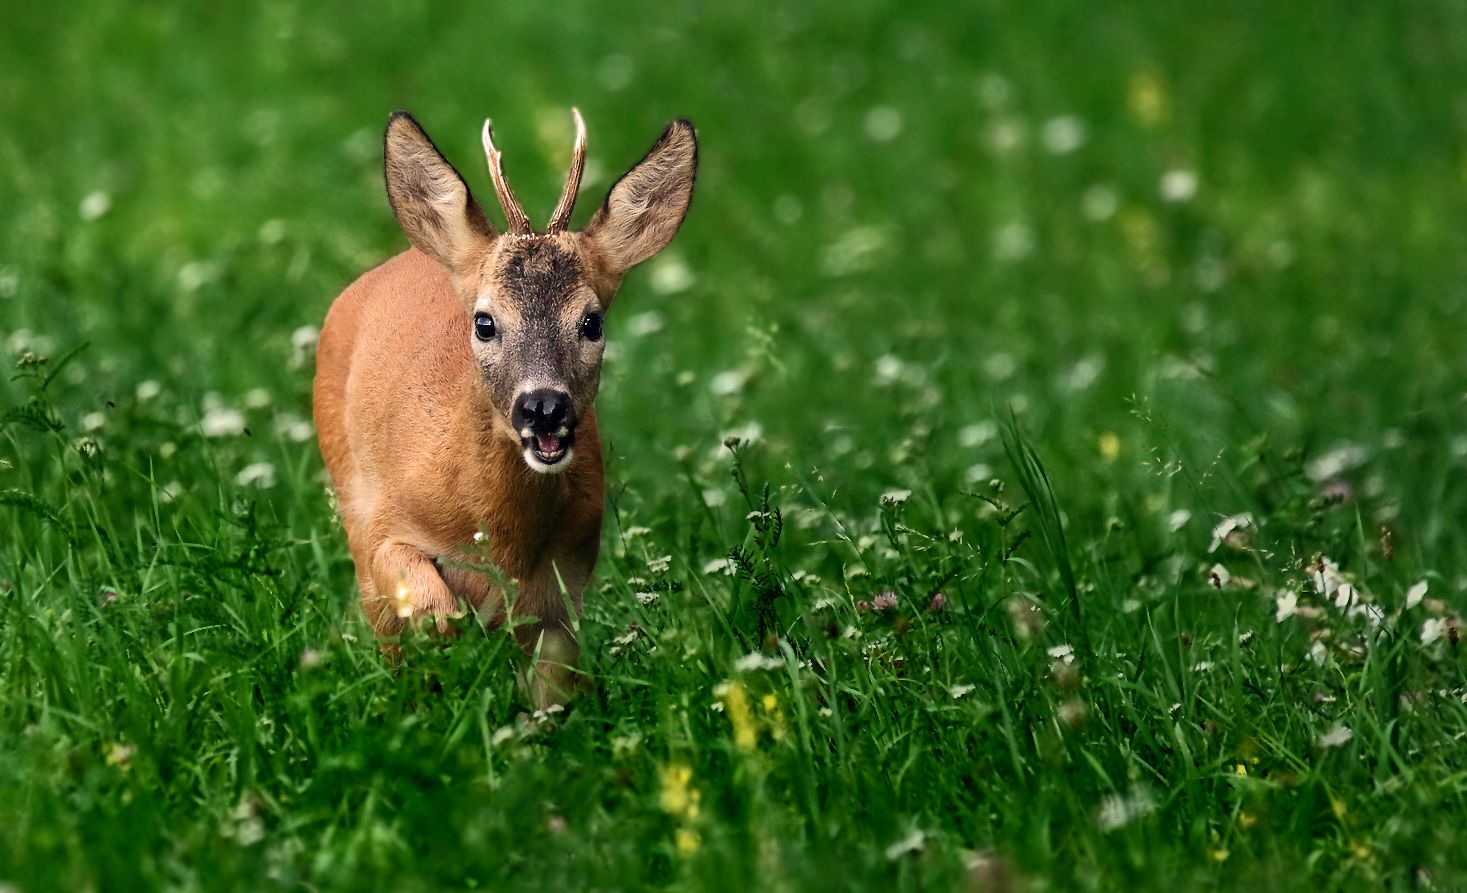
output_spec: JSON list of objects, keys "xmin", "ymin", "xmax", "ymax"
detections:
[
  {"xmin": 579, "ymin": 310, "xmax": 604, "ymax": 342},
  {"xmin": 473, "ymin": 312, "xmax": 497, "ymax": 341}
]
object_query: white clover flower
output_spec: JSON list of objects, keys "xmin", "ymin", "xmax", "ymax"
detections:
[
  {"xmin": 625, "ymin": 312, "xmax": 664, "ymax": 337},
  {"xmin": 79, "ymin": 190, "xmax": 112, "ymax": 221},
  {"xmin": 958, "ymin": 421, "xmax": 997, "ymax": 448},
  {"xmin": 650, "ymin": 256, "xmax": 694, "ymax": 294},
  {"xmin": 1305, "ymin": 442, "xmax": 1370, "ymax": 482},
  {"xmin": 883, "ymin": 829, "xmax": 925, "ymax": 860},
  {"xmin": 864, "ymin": 106, "xmax": 903, "ymax": 143},
  {"xmin": 1041, "ymin": 115, "xmax": 1087, "ymax": 154},
  {"xmin": 702, "ymin": 558, "xmax": 736, "ymax": 576},
  {"xmin": 1081, "ymin": 184, "xmax": 1119, "ymax": 221},
  {"xmin": 1159, "ymin": 169, "xmax": 1198, "ymax": 203},
  {"xmin": 1422, "ymin": 618, "xmax": 1448, "ymax": 646},
  {"xmin": 1047, "ymin": 644, "xmax": 1075, "ymax": 665},
  {"xmin": 733, "ymin": 652, "xmax": 783, "ymax": 673},
  {"xmin": 1209, "ymin": 513, "xmax": 1253, "ymax": 552},
  {"xmin": 1406, "ymin": 581, "xmax": 1428, "ymax": 610},
  {"xmin": 992, "ymin": 221, "xmax": 1034, "ymax": 262},
  {"xmin": 201, "ymin": 406, "xmax": 246, "ymax": 438},
  {"xmin": 1317, "ymin": 723, "xmax": 1353, "ymax": 749},
  {"xmin": 234, "ymin": 462, "xmax": 277, "ymax": 489},
  {"xmin": 1097, "ymin": 787, "xmax": 1157, "ymax": 831}
]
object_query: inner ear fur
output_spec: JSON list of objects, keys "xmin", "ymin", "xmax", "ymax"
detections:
[
  {"xmin": 583, "ymin": 119, "xmax": 697, "ymax": 274},
  {"xmin": 383, "ymin": 111, "xmax": 495, "ymax": 270}
]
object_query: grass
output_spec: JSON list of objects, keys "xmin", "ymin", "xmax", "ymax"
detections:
[{"xmin": 2, "ymin": 0, "xmax": 1467, "ymax": 889}]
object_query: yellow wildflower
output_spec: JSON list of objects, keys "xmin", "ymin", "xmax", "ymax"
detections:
[
  {"xmin": 1098, "ymin": 432, "xmax": 1121, "ymax": 461},
  {"xmin": 1128, "ymin": 70, "xmax": 1169, "ymax": 127},
  {"xmin": 659, "ymin": 764, "xmax": 700, "ymax": 820},
  {"xmin": 761, "ymin": 692, "xmax": 787, "ymax": 741},
  {"xmin": 717, "ymin": 681, "xmax": 758, "ymax": 751},
  {"xmin": 675, "ymin": 827, "xmax": 701, "ymax": 855}
]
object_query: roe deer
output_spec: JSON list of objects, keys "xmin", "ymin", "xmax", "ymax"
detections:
[{"xmin": 313, "ymin": 109, "xmax": 697, "ymax": 705}]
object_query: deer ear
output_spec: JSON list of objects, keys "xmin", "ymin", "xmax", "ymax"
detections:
[
  {"xmin": 383, "ymin": 111, "xmax": 495, "ymax": 270},
  {"xmin": 583, "ymin": 119, "xmax": 697, "ymax": 273}
]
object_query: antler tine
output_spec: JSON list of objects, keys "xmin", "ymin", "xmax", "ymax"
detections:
[
  {"xmin": 481, "ymin": 118, "xmax": 533, "ymax": 236},
  {"xmin": 546, "ymin": 108, "xmax": 587, "ymax": 235}
]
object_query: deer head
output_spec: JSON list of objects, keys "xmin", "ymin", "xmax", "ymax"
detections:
[{"xmin": 382, "ymin": 109, "xmax": 697, "ymax": 473}]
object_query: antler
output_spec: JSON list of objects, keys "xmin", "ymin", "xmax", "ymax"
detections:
[
  {"xmin": 481, "ymin": 119, "xmax": 533, "ymax": 236},
  {"xmin": 546, "ymin": 108, "xmax": 587, "ymax": 235}
]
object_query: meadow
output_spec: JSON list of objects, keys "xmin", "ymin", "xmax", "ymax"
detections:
[{"xmin": 2, "ymin": 1, "xmax": 1467, "ymax": 889}]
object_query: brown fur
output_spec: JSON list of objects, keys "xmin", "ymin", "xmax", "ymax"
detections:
[{"xmin": 314, "ymin": 111, "xmax": 696, "ymax": 706}]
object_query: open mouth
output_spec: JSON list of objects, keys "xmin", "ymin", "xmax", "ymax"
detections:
[{"xmin": 522, "ymin": 432, "xmax": 574, "ymax": 471}]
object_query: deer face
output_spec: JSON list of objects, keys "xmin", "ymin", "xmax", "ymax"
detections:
[{"xmin": 382, "ymin": 110, "xmax": 697, "ymax": 473}]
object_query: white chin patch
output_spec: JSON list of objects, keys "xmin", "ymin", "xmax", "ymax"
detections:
[{"xmin": 523, "ymin": 446, "xmax": 574, "ymax": 475}]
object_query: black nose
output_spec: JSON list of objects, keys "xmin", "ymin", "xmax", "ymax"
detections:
[{"xmin": 513, "ymin": 388, "xmax": 574, "ymax": 435}]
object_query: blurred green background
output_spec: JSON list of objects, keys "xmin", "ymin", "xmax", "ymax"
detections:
[{"xmin": 2, "ymin": 1, "xmax": 1466, "ymax": 890}]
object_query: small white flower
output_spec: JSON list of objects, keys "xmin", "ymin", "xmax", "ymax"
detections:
[
  {"xmin": 1159, "ymin": 169, "xmax": 1198, "ymax": 203},
  {"xmin": 625, "ymin": 312, "xmax": 664, "ymax": 337},
  {"xmin": 244, "ymin": 388, "xmax": 272, "ymax": 409},
  {"xmin": 650, "ymin": 256, "xmax": 694, "ymax": 294},
  {"xmin": 992, "ymin": 221, "xmax": 1034, "ymax": 262},
  {"xmin": 874, "ymin": 354, "xmax": 906, "ymax": 385},
  {"xmin": 949, "ymin": 683, "xmax": 976, "ymax": 700},
  {"xmin": 1081, "ymin": 184, "xmax": 1119, "ymax": 221},
  {"xmin": 1305, "ymin": 442, "xmax": 1369, "ymax": 482},
  {"xmin": 883, "ymin": 829, "xmax": 925, "ymax": 860},
  {"xmin": 881, "ymin": 489, "xmax": 911, "ymax": 506},
  {"xmin": 623, "ymin": 525, "xmax": 652, "ymax": 540},
  {"xmin": 734, "ymin": 652, "xmax": 783, "ymax": 672},
  {"xmin": 864, "ymin": 106, "xmax": 903, "ymax": 143},
  {"xmin": 1047, "ymin": 644, "xmax": 1075, "ymax": 665},
  {"xmin": 1307, "ymin": 640, "xmax": 1329, "ymax": 665},
  {"xmin": 703, "ymin": 558, "xmax": 736, "ymax": 576},
  {"xmin": 1208, "ymin": 513, "xmax": 1253, "ymax": 552},
  {"xmin": 1208, "ymin": 564, "xmax": 1231, "ymax": 589},
  {"xmin": 709, "ymin": 369, "xmax": 745, "ymax": 396},
  {"xmin": 1317, "ymin": 723, "xmax": 1353, "ymax": 749},
  {"xmin": 1406, "ymin": 580, "xmax": 1428, "ymax": 610},
  {"xmin": 472, "ymin": 531, "xmax": 485, "ymax": 543},
  {"xmin": 81, "ymin": 411, "xmax": 106, "ymax": 432},
  {"xmin": 79, "ymin": 190, "xmax": 112, "ymax": 221},
  {"xmin": 647, "ymin": 555, "xmax": 672, "ymax": 574},
  {"xmin": 1167, "ymin": 509, "xmax": 1192, "ymax": 531},
  {"xmin": 200, "ymin": 406, "xmax": 246, "ymax": 438},
  {"xmin": 1041, "ymin": 115, "xmax": 1087, "ymax": 154},
  {"xmin": 1275, "ymin": 591, "xmax": 1299, "ymax": 623},
  {"xmin": 1192, "ymin": 661, "xmax": 1214, "ymax": 672},
  {"xmin": 1097, "ymin": 787, "xmax": 1156, "ymax": 831},
  {"xmin": 235, "ymin": 462, "xmax": 277, "ymax": 488},
  {"xmin": 958, "ymin": 421, "xmax": 997, "ymax": 448},
  {"xmin": 1422, "ymin": 618, "xmax": 1448, "ymax": 646},
  {"xmin": 136, "ymin": 380, "xmax": 162, "ymax": 401},
  {"xmin": 291, "ymin": 325, "xmax": 320, "ymax": 354},
  {"xmin": 635, "ymin": 591, "xmax": 659, "ymax": 606}
]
